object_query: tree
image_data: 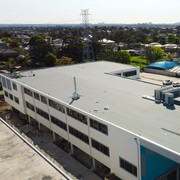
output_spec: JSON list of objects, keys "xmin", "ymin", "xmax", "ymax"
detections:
[
  {"xmin": 56, "ymin": 56, "xmax": 74, "ymax": 66},
  {"xmin": 5, "ymin": 58, "xmax": 15, "ymax": 72},
  {"xmin": 115, "ymin": 50, "xmax": 131, "ymax": 64},
  {"xmin": 44, "ymin": 53, "xmax": 56, "ymax": 67},
  {"xmin": 29, "ymin": 34, "xmax": 52, "ymax": 66},
  {"xmin": 145, "ymin": 46, "xmax": 164, "ymax": 63},
  {"xmin": 57, "ymin": 35, "xmax": 83, "ymax": 63},
  {"xmin": 96, "ymin": 49, "xmax": 116, "ymax": 62},
  {"xmin": 167, "ymin": 34, "xmax": 180, "ymax": 44}
]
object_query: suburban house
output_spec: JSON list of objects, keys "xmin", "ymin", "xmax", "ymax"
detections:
[{"xmin": 0, "ymin": 49, "xmax": 19, "ymax": 60}]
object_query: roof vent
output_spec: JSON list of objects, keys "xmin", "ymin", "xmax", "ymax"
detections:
[{"xmin": 70, "ymin": 77, "xmax": 80, "ymax": 104}]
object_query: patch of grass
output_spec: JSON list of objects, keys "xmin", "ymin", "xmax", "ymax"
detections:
[
  {"xmin": 0, "ymin": 90, "xmax": 4, "ymax": 95},
  {"xmin": 130, "ymin": 56, "xmax": 148, "ymax": 64},
  {"xmin": 130, "ymin": 56, "xmax": 148, "ymax": 71},
  {"xmin": 130, "ymin": 62, "xmax": 147, "ymax": 70}
]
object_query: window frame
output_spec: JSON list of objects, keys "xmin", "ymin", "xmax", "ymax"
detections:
[{"xmin": 119, "ymin": 157, "xmax": 137, "ymax": 177}]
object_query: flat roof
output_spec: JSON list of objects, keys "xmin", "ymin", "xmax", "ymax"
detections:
[
  {"xmin": 12, "ymin": 61, "xmax": 180, "ymax": 156},
  {"xmin": 0, "ymin": 120, "xmax": 67, "ymax": 180}
]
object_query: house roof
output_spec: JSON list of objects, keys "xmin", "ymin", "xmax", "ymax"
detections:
[
  {"xmin": 0, "ymin": 49, "xmax": 18, "ymax": 55},
  {"xmin": 147, "ymin": 61, "xmax": 179, "ymax": 70}
]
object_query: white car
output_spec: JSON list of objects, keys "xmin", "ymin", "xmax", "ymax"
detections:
[
  {"xmin": 162, "ymin": 80, "xmax": 173, "ymax": 86},
  {"xmin": 173, "ymin": 82, "xmax": 180, "ymax": 87}
]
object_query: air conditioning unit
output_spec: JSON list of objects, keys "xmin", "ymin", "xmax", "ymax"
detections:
[
  {"xmin": 164, "ymin": 93, "xmax": 174, "ymax": 106},
  {"xmin": 154, "ymin": 86, "xmax": 172, "ymax": 100}
]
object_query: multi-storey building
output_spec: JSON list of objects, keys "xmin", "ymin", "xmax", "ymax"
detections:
[{"xmin": 1, "ymin": 61, "xmax": 180, "ymax": 180}]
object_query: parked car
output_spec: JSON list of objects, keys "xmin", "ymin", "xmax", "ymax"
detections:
[
  {"xmin": 163, "ymin": 80, "xmax": 173, "ymax": 86},
  {"xmin": 173, "ymin": 82, "xmax": 180, "ymax": 87}
]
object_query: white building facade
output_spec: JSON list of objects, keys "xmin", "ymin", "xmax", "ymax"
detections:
[{"xmin": 1, "ymin": 61, "xmax": 180, "ymax": 180}]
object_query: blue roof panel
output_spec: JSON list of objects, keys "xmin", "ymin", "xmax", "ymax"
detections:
[{"xmin": 147, "ymin": 61, "xmax": 179, "ymax": 70}]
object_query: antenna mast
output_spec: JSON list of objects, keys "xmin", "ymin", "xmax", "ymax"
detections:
[{"xmin": 81, "ymin": 9, "xmax": 95, "ymax": 62}]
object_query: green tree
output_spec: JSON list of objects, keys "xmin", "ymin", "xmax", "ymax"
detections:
[
  {"xmin": 96, "ymin": 49, "xmax": 116, "ymax": 62},
  {"xmin": 57, "ymin": 35, "xmax": 83, "ymax": 63},
  {"xmin": 145, "ymin": 46, "xmax": 164, "ymax": 63},
  {"xmin": 115, "ymin": 50, "xmax": 131, "ymax": 64},
  {"xmin": 56, "ymin": 56, "xmax": 74, "ymax": 66},
  {"xmin": 5, "ymin": 58, "xmax": 15, "ymax": 72},
  {"xmin": 9, "ymin": 39, "xmax": 19, "ymax": 48},
  {"xmin": 167, "ymin": 34, "xmax": 180, "ymax": 44},
  {"xmin": 29, "ymin": 34, "xmax": 52, "ymax": 66},
  {"xmin": 44, "ymin": 53, "xmax": 57, "ymax": 67},
  {"xmin": 167, "ymin": 53, "xmax": 173, "ymax": 60}
]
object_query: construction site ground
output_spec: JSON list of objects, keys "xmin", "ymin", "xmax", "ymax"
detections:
[{"xmin": 0, "ymin": 98, "xmax": 102, "ymax": 180}]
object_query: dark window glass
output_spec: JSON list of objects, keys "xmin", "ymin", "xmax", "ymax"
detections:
[
  {"xmin": 69, "ymin": 126, "xmax": 89, "ymax": 144},
  {"xmin": 12, "ymin": 82, "xmax": 17, "ymax": 90},
  {"xmin": 48, "ymin": 99, "xmax": 65, "ymax": 113},
  {"xmin": 14, "ymin": 96, "xmax": 19, "ymax": 104},
  {"xmin": 34, "ymin": 92, "xmax": 40, "ymax": 100},
  {"xmin": 90, "ymin": 119, "xmax": 108, "ymax": 135},
  {"xmin": 67, "ymin": 108, "xmax": 87, "ymax": 124},
  {"xmin": 9, "ymin": 93, "xmax": 13, "ymax": 100},
  {"xmin": 119, "ymin": 157, "xmax": 137, "ymax": 177},
  {"xmin": 36, "ymin": 107, "xmax": 49, "ymax": 120},
  {"xmin": 4, "ymin": 91, "xmax": 8, "ymax": 97},
  {"xmin": 51, "ymin": 115, "xmax": 67, "ymax": 131},
  {"xmin": 26, "ymin": 101, "xmax": 35, "ymax": 111},
  {"xmin": 41, "ymin": 95, "xmax": 47, "ymax": 104},
  {"xmin": 123, "ymin": 70, "xmax": 137, "ymax": 77},
  {"xmin": 91, "ymin": 138, "xmax": 110, "ymax": 156},
  {"xmin": 24, "ymin": 87, "xmax": 33, "ymax": 96}
]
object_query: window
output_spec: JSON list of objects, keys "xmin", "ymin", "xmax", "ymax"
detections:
[
  {"xmin": 119, "ymin": 157, "xmax": 137, "ymax": 177},
  {"xmin": 14, "ymin": 96, "xmax": 19, "ymax": 104},
  {"xmin": 6, "ymin": 79, "xmax": 12, "ymax": 91},
  {"xmin": 41, "ymin": 95, "xmax": 47, "ymax": 104},
  {"xmin": 26, "ymin": 101, "xmax": 35, "ymax": 111},
  {"xmin": 9, "ymin": 93, "xmax": 13, "ymax": 100},
  {"xmin": 90, "ymin": 118, "xmax": 108, "ymax": 135},
  {"xmin": 91, "ymin": 139, "xmax": 110, "ymax": 156},
  {"xmin": 51, "ymin": 116, "xmax": 67, "ymax": 131},
  {"xmin": 2, "ymin": 77, "xmax": 7, "ymax": 88},
  {"xmin": 34, "ymin": 92, "xmax": 40, "ymax": 100},
  {"xmin": 24, "ymin": 87, "xmax": 33, "ymax": 96},
  {"xmin": 48, "ymin": 99, "xmax": 65, "ymax": 113},
  {"xmin": 36, "ymin": 107, "xmax": 49, "ymax": 120},
  {"xmin": 123, "ymin": 70, "xmax": 137, "ymax": 77},
  {"xmin": 67, "ymin": 108, "xmax": 87, "ymax": 124},
  {"xmin": 4, "ymin": 91, "xmax": 8, "ymax": 97},
  {"xmin": 12, "ymin": 82, "xmax": 17, "ymax": 90},
  {"xmin": 69, "ymin": 126, "xmax": 89, "ymax": 144}
]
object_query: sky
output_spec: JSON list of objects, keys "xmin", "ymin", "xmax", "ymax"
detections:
[{"xmin": 0, "ymin": 0, "xmax": 180, "ymax": 24}]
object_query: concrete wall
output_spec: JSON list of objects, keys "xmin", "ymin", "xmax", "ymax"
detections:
[{"xmin": 108, "ymin": 124, "xmax": 139, "ymax": 180}]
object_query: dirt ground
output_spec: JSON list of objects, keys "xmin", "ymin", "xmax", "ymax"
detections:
[
  {"xmin": 0, "ymin": 97, "xmax": 102, "ymax": 180},
  {"xmin": 0, "ymin": 98, "xmax": 9, "ymax": 113},
  {"xmin": 0, "ymin": 120, "xmax": 68, "ymax": 180}
]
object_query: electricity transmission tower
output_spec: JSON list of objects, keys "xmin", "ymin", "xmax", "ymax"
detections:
[{"xmin": 81, "ymin": 9, "xmax": 95, "ymax": 62}]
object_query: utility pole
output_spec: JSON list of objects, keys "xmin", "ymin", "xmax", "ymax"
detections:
[{"xmin": 81, "ymin": 9, "xmax": 95, "ymax": 62}]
